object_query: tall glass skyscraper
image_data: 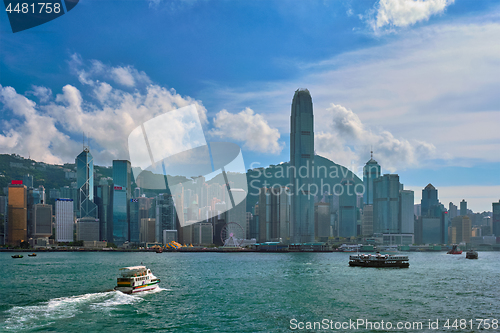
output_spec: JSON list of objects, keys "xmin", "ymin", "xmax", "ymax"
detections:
[
  {"xmin": 290, "ymin": 89, "xmax": 315, "ymax": 243},
  {"xmin": 363, "ymin": 152, "xmax": 381, "ymax": 205},
  {"xmin": 421, "ymin": 184, "xmax": 438, "ymax": 216},
  {"xmin": 112, "ymin": 160, "xmax": 131, "ymax": 245},
  {"xmin": 76, "ymin": 148, "xmax": 98, "ymax": 218},
  {"xmin": 373, "ymin": 174, "xmax": 400, "ymax": 234}
]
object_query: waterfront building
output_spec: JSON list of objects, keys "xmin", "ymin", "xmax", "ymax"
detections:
[
  {"xmin": 492, "ymin": 200, "xmax": 500, "ymax": 237},
  {"xmin": 192, "ymin": 222, "xmax": 213, "ymax": 245},
  {"xmin": 290, "ymin": 89, "xmax": 315, "ymax": 243},
  {"xmin": 314, "ymin": 202, "xmax": 330, "ymax": 241},
  {"xmin": 156, "ymin": 193, "xmax": 176, "ymax": 243},
  {"xmin": 451, "ymin": 216, "xmax": 472, "ymax": 243},
  {"xmin": 7, "ymin": 182, "xmax": 27, "ymax": 246},
  {"xmin": 400, "ymin": 190, "xmax": 414, "ymax": 234},
  {"xmin": 361, "ymin": 205, "xmax": 373, "ymax": 236},
  {"xmin": 27, "ymin": 185, "xmax": 45, "ymax": 237},
  {"xmin": 338, "ymin": 178, "xmax": 357, "ymax": 238},
  {"xmin": 363, "ymin": 152, "xmax": 381, "ymax": 205},
  {"xmin": 415, "ymin": 217, "xmax": 442, "ymax": 244},
  {"xmin": 258, "ymin": 187, "xmax": 290, "ymax": 243},
  {"xmin": 32, "ymin": 204, "xmax": 52, "ymax": 238},
  {"xmin": 373, "ymin": 174, "xmax": 400, "ymax": 234},
  {"xmin": 76, "ymin": 217, "xmax": 100, "ymax": 241},
  {"xmin": 112, "ymin": 160, "xmax": 131, "ymax": 245},
  {"xmin": 162, "ymin": 229, "xmax": 178, "ymax": 244},
  {"xmin": 460, "ymin": 199, "xmax": 467, "ymax": 216},
  {"xmin": 95, "ymin": 184, "xmax": 113, "ymax": 241},
  {"xmin": 55, "ymin": 198, "xmax": 74, "ymax": 242},
  {"xmin": 76, "ymin": 148, "xmax": 98, "ymax": 219},
  {"xmin": 140, "ymin": 218, "xmax": 156, "ymax": 243}
]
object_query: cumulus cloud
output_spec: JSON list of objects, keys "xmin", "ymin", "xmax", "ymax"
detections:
[
  {"xmin": 209, "ymin": 108, "xmax": 283, "ymax": 154},
  {"xmin": 371, "ymin": 0, "xmax": 455, "ymax": 31},
  {"xmin": 68, "ymin": 54, "xmax": 151, "ymax": 88},
  {"xmin": 0, "ymin": 56, "xmax": 208, "ymax": 165},
  {"xmin": 315, "ymin": 103, "xmax": 436, "ymax": 172},
  {"xmin": 28, "ymin": 85, "xmax": 52, "ymax": 103}
]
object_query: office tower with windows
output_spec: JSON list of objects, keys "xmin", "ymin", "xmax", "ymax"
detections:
[
  {"xmin": 112, "ymin": 160, "xmax": 131, "ymax": 245},
  {"xmin": 7, "ymin": 182, "xmax": 27, "ymax": 246},
  {"xmin": 55, "ymin": 199, "xmax": 74, "ymax": 242},
  {"xmin": 156, "ymin": 194, "xmax": 176, "ymax": 243},
  {"xmin": 363, "ymin": 152, "xmax": 381, "ymax": 205},
  {"xmin": 492, "ymin": 200, "xmax": 500, "ymax": 237},
  {"xmin": 373, "ymin": 174, "xmax": 400, "ymax": 234},
  {"xmin": 460, "ymin": 199, "xmax": 467, "ymax": 216},
  {"xmin": 290, "ymin": 89, "xmax": 315, "ymax": 243},
  {"xmin": 32, "ymin": 204, "xmax": 52, "ymax": 238},
  {"xmin": 76, "ymin": 148, "xmax": 98, "ymax": 219}
]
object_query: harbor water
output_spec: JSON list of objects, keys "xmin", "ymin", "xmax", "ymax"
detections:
[{"xmin": 1, "ymin": 251, "xmax": 499, "ymax": 332}]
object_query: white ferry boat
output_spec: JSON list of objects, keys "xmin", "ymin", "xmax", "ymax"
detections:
[{"xmin": 114, "ymin": 266, "xmax": 160, "ymax": 294}]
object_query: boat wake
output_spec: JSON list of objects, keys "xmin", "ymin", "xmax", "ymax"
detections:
[{"xmin": 3, "ymin": 290, "xmax": 159, "ymax": 331}]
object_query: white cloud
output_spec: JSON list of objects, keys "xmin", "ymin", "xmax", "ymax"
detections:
[
  {"xmin": 0, "ymin": 85, "xmax": 79, "ymax": 164},
  {"xmin": 209, "ymin": 108, "xmax": 283, "ymax": 154},
  {"xmin": 371, "ymin": 0, "xmax": 455, "ymax": 31},
  {"xmin": 68, "ymin": 54, "xmax": 151, "ymax": 88},
  {"xmin": 28, "ymin": 85, "xmax": 52, "ymax": 103},
  {"xmin": 315, "ymin": 103, "xmax": 436, "ymax": 172},
  {"xmin": 0, "ymin": 56, "xmax": 208, "ymax": 166}
]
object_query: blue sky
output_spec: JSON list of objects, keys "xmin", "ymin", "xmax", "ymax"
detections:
[{"xmin": 0, "ymin": 0, "xmax": 499, "ymax": 212}]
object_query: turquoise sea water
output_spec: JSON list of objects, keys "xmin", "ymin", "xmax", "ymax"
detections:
[{"xmin": 1, "ymin": 252, "xmax": 499, "ymax": 332}]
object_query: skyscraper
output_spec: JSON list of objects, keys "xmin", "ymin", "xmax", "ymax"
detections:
[
  {"xmin": 363, "ymin": 152, "xmax": 381, "ymax": 205},
  {"xmin": 156, "ymin": 193, "xmax": 176, "ymax": 243},
  {"xmin": 76, "ymin": 148, "xmax": 98, "ymax": 218},
  {"xmin": 338, "ymin": 178, "xmax": 357, "ymax": 238},
  {"xmin": 460, "ymin": 199, "xmax": 467, "ymax": 216},
  {"xmin": 55, "ymin": 199, "xmax": 74, "ymax": 242},
  {"xmin": 112, "ymin": 160, "xmax": 131, "ymax": 245},
  {"xmin": 7, "ymin": 182, "xmax": 27, "ymax": 246},
  {"xmin": 373, "ymin": 174, "xmax": 400, "ymax": 234},
  {"xmin": 421, "ymin": 184, "xmax": 439, "ymax": 217},
  {"xmin": 492, "ymin": 200, "xmax": 500, "ymax": 237},
  {"xmin": 32, "ymin": 204, "xmax": 52, "ymax": 238},
  {"xmin": 290, "ymin": 89, "xmax": 315, "ymax": 243}
]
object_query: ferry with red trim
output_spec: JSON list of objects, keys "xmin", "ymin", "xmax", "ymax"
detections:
[
  {"xmin": 114, "ymin": 266, "xmax": 160, "ymax": 294},
  {"xmin": 447, "ymin": 245, "xmax": 462, "ymax": 254}
]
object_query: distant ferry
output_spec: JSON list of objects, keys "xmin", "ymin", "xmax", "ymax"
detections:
[
  {"xmin": 447, "ymin": 245, "xmax": 462, "ymax": 254},
  {"xmin": 114, "ymin": 266, "xmax": 160, "ymax": 294},
  {"xmin": 466, "ymin": 249, "xmax": 478, "ymax": 259},
  {"xmin": 349, "ymin": 253, "xmax": 409, "ymax": 268}
]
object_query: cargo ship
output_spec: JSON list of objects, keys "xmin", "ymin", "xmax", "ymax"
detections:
[
  {"xmin": 349, "ymin": 253, "xmax": 409, "ymax": 268},
  {"xmin": 114, "ymin": 266, "xmax": 160, "ymax": 294}
]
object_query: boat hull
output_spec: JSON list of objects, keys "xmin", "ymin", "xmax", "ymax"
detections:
[
  {"xmin": 349, "ymin": 261, "xmax": 409, "ymax": 268},
  {"xmin": 114, "ymin": 282, "xmax": 159, "ymax": 294}
]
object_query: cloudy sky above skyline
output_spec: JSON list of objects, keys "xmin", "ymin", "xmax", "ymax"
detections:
[{"xmin": 1, "ymin": 0, "xmax": 499, "ymax": 211}]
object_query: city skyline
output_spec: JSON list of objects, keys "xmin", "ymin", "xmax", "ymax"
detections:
[{"xmin": 1, "ymin": 1, "xmax": 499, "ymax": 213}]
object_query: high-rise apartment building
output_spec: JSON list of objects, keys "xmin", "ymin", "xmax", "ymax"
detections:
[{"xmin": 290, "ymin": 89, "xmax": 315, "ymax": 243}]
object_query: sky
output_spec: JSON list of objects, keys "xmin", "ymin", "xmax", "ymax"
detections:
[{"xmin": 0, "ymin": 0, "xmax": 499, "ymax": 212}]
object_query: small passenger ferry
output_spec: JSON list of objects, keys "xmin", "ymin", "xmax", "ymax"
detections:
[
  {"xmin": 114, "ymin": 266, "xmax": 160, "ymax": 294},
  {"xmin": 349, "ymin": 253, "xmax": 409, "ymax": 268}
]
